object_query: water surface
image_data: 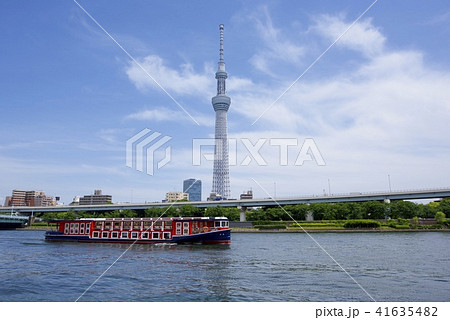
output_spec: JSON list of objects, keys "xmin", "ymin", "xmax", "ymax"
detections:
[{"xmin": 0, "ymin": 230, "xmax": 448, "ymax": 301}]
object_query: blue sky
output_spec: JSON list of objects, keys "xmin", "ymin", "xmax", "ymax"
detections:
[{"xmin": 1, "ymin": 0, "xmax": 450, "ymax": 204}]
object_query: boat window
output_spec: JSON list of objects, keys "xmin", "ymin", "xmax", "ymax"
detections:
[
  {"xmin": 64, "ymin": 223, "xmax": 69, "ymax": 234},
  {"xmin": 221, "ymin": 221, "xmax": 228, "ymax": 227},
  {"xmin": 111, "ymin": 232, "xmax": 119, "ymax": 238},
  {"xmin": 163, "ymin": 232, "xmax": 171, "ymax": 240},
  {"xmin": 102, "ymin": 232, "xmax": 108, "ymax": 238},
  {"xmin": 142, "ymin": 232, "xmax": 149, "ymax": 239},
  {"xmin": 183, "ymin": 222, "xmax": 189, "ymax": 235},
  {"xmin": 95, "ymin": 221, "xmax": 103, "ymax": 229},
  {"xmin": 143, "ymin": 221, "xmax": 152, "ymax": 231},
  {"xmin": 152, "ymin": 232, "xmax": 160, "ymax": 239},
  {"xmin": 133, "ymin": 222, "xmax": 141, "ymax": 230},
  {"xmin": 80, "ymin": 223, "xmax": 85, "ymax": 234},
  {"xmin": 113, "ymin": 221, "xmax": 121, "ymax": 230},
  {"xmin": 164, "ymin": 222, "xmax": 172, "ymax": 230},
  {"xmin": 121, "ymin": 232, "xmax": 128, "ymax": 238},
  {"xmin": 131, "ymin": 232, "xmax": 139, "ymax": 239},
  {"xmin": 175, "ymin": 222, "xmax": 182, "ymax": 235},
  {"xmin": 92, "ymin": 231, "xmax": 100, "ymax": 238},
  {"xmin": 104, "ymin": 221, "xmax": 112, "ymax": 230},
  {"xmin": 154, "ymin": 221, "xmax": 162, "ymax": 230},
  {"xmin": 215, "ymin": 221, "xmax": 220, "ymax": 227},
  {"xmin": 85, "ymin": 223, "xmax": 91, "ymax": 234},
  {"xmin": 123, "ymin": 221, "xmax": 131, "ymax": 230}
]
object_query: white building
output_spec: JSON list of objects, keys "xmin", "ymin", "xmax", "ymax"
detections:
[{"xmin": 166, "ymin": 192, "xmax": 189, "ymax": 202}]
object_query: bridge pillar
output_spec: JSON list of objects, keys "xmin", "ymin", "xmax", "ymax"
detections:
[{"xmin": 239, "ymin": 206, "xmax": 247, "ymax": 222}]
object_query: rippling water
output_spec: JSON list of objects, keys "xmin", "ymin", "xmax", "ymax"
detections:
[{"xmin": 0, "ymin": 230, "xmax": 448, "ymax": 301}]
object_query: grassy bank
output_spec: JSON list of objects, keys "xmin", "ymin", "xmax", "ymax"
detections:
[{"xmin": 241, "ymin": 218, "xmax": 449, "ymax": 232}]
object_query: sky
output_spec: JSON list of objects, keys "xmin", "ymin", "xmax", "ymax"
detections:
[{"xmin": 1, "ymin": 0, "xmax": 450, "ymax": 205}]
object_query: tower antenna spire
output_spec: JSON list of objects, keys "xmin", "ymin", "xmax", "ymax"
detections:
[{"xmin": 219, "ymin": 24, "xmax": 224, "ymax": 63}]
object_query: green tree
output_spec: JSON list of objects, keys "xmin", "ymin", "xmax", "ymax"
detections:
[
  {"xmin": 309, "ymin": 203, "xmax": 331, "ymax": 220},
  {"xmin": 438, "ymin": 199, "xmax": 450, "ymax": 216},
  {"xmin": 246, "ymin": 208, "xmax": 267, "ymax": 221},
  {"xmin": 416, "ymin": 203, "xmax": 436, "ymax": 218},
  {"xmin": 362, "ymin": 201, "xmax": 387, "ymax": 219},
  {"xmin": 117, "ymin": 209, "xmax": 137, "ymax": 218},
  {"xmin": 283, "ymin": 204, "xmax": 308, "ymax": 220},
  {"xmin": 178, "ymin": 205, "xmax": 202, "ymax": 217},
  {"xmin": 435, "ymin": 211, "xmax": 446, "ymax": 224},
  {"xmin": 144, "ymin": 207, "xmax": 164, "ymax": 217},
  {"xmin": 265, "ymin": 207, "xmax": 288, "ymax": 220},
  {"xmin": 345, "ymin": 203, "xmax": 363, "ymax": 219},
  {"xmin": 390, "ymin": 201, "xmax": 418, "ymax": 219},
  {"xmin": 204, "ymin": 206, "xmax": 226, "ymax": 217},
  {"xmin": 222, "ymin": 207, "xmax": 241, "ymax": 221}
]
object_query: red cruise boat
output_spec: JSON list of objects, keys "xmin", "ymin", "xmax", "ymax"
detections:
[{"xmin": 45, "ymin": 216, "xmax": 231, "ymax": 244}]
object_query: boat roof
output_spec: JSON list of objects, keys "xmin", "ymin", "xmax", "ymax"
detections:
[{"xmin": 49, "ymin": 216, "xmax": 228, "ymax": 222}]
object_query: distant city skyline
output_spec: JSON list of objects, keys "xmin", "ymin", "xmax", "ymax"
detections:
[{"xmin": 1, "ymin": 1, "xmax": 450, "ymax": 205}]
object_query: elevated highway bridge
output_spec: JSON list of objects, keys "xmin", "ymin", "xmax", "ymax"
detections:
[{"xmin": 1, "ymin": 188, "xmax": 449, "ymax": 221}]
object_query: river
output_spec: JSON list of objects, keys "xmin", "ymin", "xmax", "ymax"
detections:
[{"xmin": 0, "ymin": 230, "xmax": 448, "ymax": 302}]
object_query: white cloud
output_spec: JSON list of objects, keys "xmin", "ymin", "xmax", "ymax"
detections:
[
  {"xmin": 126, "ymin": 107, "xmax": 180, "ymax": 122},
  {"xmin": 125, "ymin": 106, "xmax": 215, "ymax": 127},
  {"xmin": 247, "ymin": 6, "xmax": 306, "ymax": 76},
  {"xmin": 311, "ymin": 14, "xmax": 386, "ymax": 57},
  {"xmin": 126, "ymin": 55, "xmax": 213, "ymax": 97}
]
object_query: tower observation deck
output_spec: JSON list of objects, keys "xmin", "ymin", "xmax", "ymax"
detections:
[{"xmin": 211, "ymin": 24, "xmax": 231, "ymax": 199}]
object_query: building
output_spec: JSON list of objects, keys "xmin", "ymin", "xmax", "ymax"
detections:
[
  {"xmin": 183, "ymin": 178, "xmax": 202, "ymax": 202},
  {"xmin": 166, "ymin": 192, "xmax": 189, "ymax": 202},
  {"xmin": 207, "ymin": 192, "xmax": 223, "ymax": 201},
  {"xmin": 3, "ymin": 196, "xmax": 11, "ymax": 207},
  {"xmin": 6, "ymin": 190, "xmax": 55, "ymax": 207},
  {"xmin": 211, "ymin": 24, "xmax": 231, "ymax": 200},
  {"xmin": 79, "ymin": 190, "xmax": 112, "ymax": 205},
  {"xmin": 240, "ymin": 190, "xmax": 253, "ymax": 200}
]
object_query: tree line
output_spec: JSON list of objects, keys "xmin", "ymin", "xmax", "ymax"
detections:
[
  {"xmin": 38, "ymin": 199, "xmax": 450, "ymax": 222},
  {"xmin": 247, "ymin": 199, "xmax": 450, "ymax": 221}
]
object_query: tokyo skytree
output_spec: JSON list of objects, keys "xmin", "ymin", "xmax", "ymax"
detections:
[{"xmin": 211, "ymin": 24, "xmax": 231, "ymax": 199}]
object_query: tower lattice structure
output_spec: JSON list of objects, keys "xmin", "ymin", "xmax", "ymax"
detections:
[{"xmin": 211, "ymin": 24, "xmax": 231, "ymax": 199}]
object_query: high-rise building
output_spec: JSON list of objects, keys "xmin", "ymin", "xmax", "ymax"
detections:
[
  {"xmin": 183, "ymin": 178, "xmax": 202, "ymax": 202},
  {"xmin": 211, "ymin": 24, "xmax": 231, "ymax": 199},
  {"xmin": 8, "ymin": 189, "xmax": 55, "ymax": 207},
  {"xmin": 79, "ymin": 190, "xmax": 112, "ymax": 205}
]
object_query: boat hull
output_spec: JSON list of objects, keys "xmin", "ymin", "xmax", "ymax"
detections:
[
  {"xmin": 0, "ymin": 222, "xmax": 26, "ymax": 230},
  {"xmin": 45, "ymin": 228, "xmax": 231, "ymax": 245}
]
